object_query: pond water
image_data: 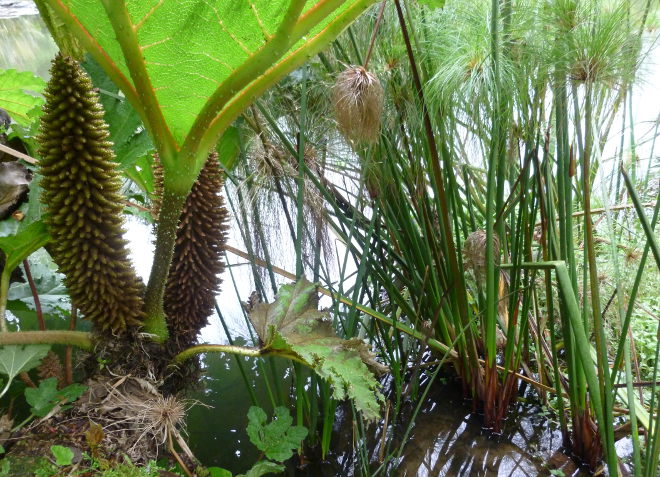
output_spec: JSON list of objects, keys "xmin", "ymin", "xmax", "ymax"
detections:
[{"xmin": 185, "ymin": 352, "xmax": 593, "ymax": 476}]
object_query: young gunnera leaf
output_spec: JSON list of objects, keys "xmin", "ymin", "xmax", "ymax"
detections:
[
  {"xmin": 249, "ymin": 278, "xmax": 387, "ymax": 422},
  {"xmin": 246, "ymin": 406, "xmax": 307, "ymax": 463},
  {"xmin": 25, "ymin": 377, "xmax": 86, "ymax": 417},
  {"xmin": 50, "ymin": 445, "xmax": 74, "ymax": 466},
  {"xmin": 0, "ymin": 344, "xmax": 50, "ymax": 399}
]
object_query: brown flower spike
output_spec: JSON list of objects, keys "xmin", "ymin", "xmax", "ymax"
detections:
[
  {"xmin": 38, "ymin": 54, "xmax": 145, "ymax": 332},
  {"xmin": 162, "ymin": 153, "xmax": 229, "ymax": 344}
]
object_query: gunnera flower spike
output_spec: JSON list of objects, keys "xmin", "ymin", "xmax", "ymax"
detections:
[
  {"xmin": 37, "ymin": 54, "xmax": 145, "ymax": 333},
  {"xmin": 162, "ymin": 153, "xmax": 229, "ymax": 346}
]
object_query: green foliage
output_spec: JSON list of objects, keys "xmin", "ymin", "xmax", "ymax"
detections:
[
  {"xmin": 0, "ymin": 221, "xmax": 50, "ymax": 274},
  {"xmin": 250, "ymin": 278, "xmax": 386, "ymax": 421},
  {"xmin": 418, "ymin": 0, "xmax": 446, "ymax": 9},
  {"xmin": 207, "ymin": 468, "xmax": 233, "ymax": 477},
  {"xmin": 51, "ymin": 0, "xmax": 378, "ymax": 145},
  {"xmin": 50, "ymin": 445, "xmax": 74, "ymax": 466},
  {"xmin": 0, "ymin": 344, "xmax": 49, "ymax": 399},
  {"xmin": 8, "ymin": 249, "xmax": 70, "ymax": 322},
  {"xmin": 0, "ymin": 454, "xmax": 184, "ymax": 477},
  {"xmin": 216, "ymin": 126, "xmax": 241, "ymax": 172},
  {"xmin": 0, "ymin": 69, "xmax": 45, "ymax": 126},
  {"xmin": 24, "ymin": 377, "xmax": 86, "ymax": 417},
  {"xmin": 246, "ymin": 406, "xmax": 307, "ymax": 463}
]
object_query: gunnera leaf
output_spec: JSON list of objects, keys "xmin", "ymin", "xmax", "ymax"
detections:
[
  {"xmin": 249, "ymin": 278, "xmax": 387, "ymax": 422},
  {"xmin": 163, "ymin": 153, "xmax": 229, "ymax": 345},
  {"xmin": 37, "ymin": 54, "xmax": 144, "ymax": 333}
]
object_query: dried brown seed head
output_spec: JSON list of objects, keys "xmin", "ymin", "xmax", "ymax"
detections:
[{"xmin": 332, "ymin": 66, "xmax": 384, "ymax": 144}]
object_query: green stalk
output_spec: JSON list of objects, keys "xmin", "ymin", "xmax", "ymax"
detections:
[
  {"xmin": 215, "ymin": 303, "xmax": 259, "ymax": 406},
  {"xmin": 624, "ymin": 336, "xmax": 642, "ymax": 475},
  {"xmin": 502, "ymin": 261, "xmax": 617, "ymax": 474},
  {"xmin": 173, "ymin": 344, "xmax": 266, "ymax": 364},
  {"xmin": 611, "ymin": 192, "xmax": 660, "ymax": 383},
  {"xmin": 622, "ymin": 169, "xmax": 660, "ymax": 269},
  {"xmin": 0, "ymin": 331, "xmax": 93, "ymax": 350},
  {"xmin": 142, "ymin": 186, "xmax": 188, "ymax": 341},
  {"xmin": 582, "ymin": 83, "xmax": 616, "ymax": 467},
  {"xmin": 99, "ymin": 0, "xmax": 178, "ymax": 166},
  {"xmin": 296, "ymin": 66, "xmax": 309, "ymax": 278}
]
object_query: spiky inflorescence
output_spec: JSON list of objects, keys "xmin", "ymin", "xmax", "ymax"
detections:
[
  {"xmin": 37, "ymin": 350, "xmax": 65, "ymax": 388},
  {"xmin": 332, "ymin": 66, "xmax": 384, "ymax": 144},
  {"xmin": 37, "ymin": 54, "xmax": 144, "ymax": 333},
  {"xmin": 163, "ymin": 153, "xmax": 229, "ymax": 344}
]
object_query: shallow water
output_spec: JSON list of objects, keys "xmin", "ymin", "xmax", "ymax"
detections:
[{"xmin": 186, "ymin": 352, "xmax": 592, "ymax": 476}]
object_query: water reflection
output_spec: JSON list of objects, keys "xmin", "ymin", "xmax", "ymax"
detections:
[{"xmin": 393, "ymin": 383, "xmax": 574, "ymax": 476}]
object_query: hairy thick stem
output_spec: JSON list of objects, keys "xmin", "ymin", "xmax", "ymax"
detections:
[
  {"xmin": 0, "ymin": 330, "xmax": 93, "ymax": 350},
  {"xmin": 173, "ymin": 344, "xmax": 264, "ymax": 365},
  {"xmin": 142, "ymin": 187, "xmax": 188, "ymax": 342}
]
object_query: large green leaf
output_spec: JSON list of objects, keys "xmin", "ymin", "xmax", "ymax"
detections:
[
  {"xmin": 250, "ymin": 278, "xmax": 386, "ymax": 422},
  {"xmin": 0, "ymin": 69, "xmax": 46, "ymax": 126},
  {"xmin": 44, "ymin": 0, "xmax": 378, "ymax": 170}
]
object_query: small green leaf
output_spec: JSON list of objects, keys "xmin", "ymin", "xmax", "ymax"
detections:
[
  {"xmin": 207, "ymin": 467, "xmax": 233, "ymax": 477},
  {"xmin": 50, "ymin": 445, "xmax": 74, "ymax": 466},
  {"xmin": 25, "ymin": 378, "xmax": 87, "ymax": 418},
  {"xmin": 237, "ymin": 461, "xmax": 285, "ymax": 477},
  {"xmin": 246, "ymin": 406, "xmax": 307, "ymax": 464},
  {"xmin": 0, "ymin": 69, "xmax": 46, "ymax": 126},
  {"xmin": 0, "ymin": 444, "xmax": 5, "ymax": 454},
  {"xmin": 25, "ymin": 377, "xmax": 58, "ymax": 417},
  {"xmin": 0, "ymin": 344, "xmax": 49, "ymax": 399},
  {"xmin": 0, "ymin": 220, "xmax": 51, "ymax": 272}
]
